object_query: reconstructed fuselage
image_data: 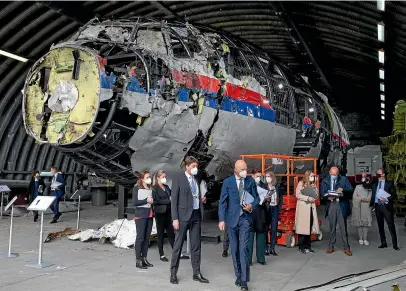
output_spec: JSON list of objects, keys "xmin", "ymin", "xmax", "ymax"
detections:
[{"xmin": 22, "ymin": 18, "xmax": 349, "ymax": 187}]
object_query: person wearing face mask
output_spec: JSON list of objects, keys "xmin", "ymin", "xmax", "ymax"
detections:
[
  {"xmin": 321, "ymin": 166, "xmax": 353, "ymax": 256},
  {"xmin": 264, "ymin": 171, "xmax": 280, "ymax": 256},
  {"xmin": 351, "ymin": 172, "xmax": 372, "ymax": 246},
  {"xmin": 27, "ymin": 170, "xmax": 46, "ymax": 222},
  {"xmin": 371, "ymin": 168, "xmax": 399, "ymax": 250},
  {"xmin": 152, "ymin": 170, "xmax": 175, "ymax": 262},
  {"xmin": 295, "ymin": 171, "xmax": 320, "ymax": 253},
  {"xmin": 132, "ymin": 170, "xmax": 154, "ymax": 269},
  {"xmin": 218, "ymin": 160, "xmax": 260, "ymax": 291},
  {"xmin": 247, "ymin": 169, "xmax": 267, "ymax": 266},
  {"xmin": 170, "ymin": 156, "xmax": 208, "ymax": 285}
]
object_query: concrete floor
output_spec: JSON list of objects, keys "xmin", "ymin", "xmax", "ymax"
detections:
[{"xmin": 0, "ymin": 202, "xmax": 405, "ymax": 291}]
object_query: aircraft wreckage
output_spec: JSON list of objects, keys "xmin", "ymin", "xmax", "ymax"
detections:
[{"xmin": 22, "ymin": 18, "xmax": 349, "ymax": 187}]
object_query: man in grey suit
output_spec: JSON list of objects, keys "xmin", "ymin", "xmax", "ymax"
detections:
[{"xmin": 170, "ymin": 156, "xmax": 209, "ymax": 284}]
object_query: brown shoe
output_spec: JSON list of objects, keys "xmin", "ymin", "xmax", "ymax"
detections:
[
  {"xmin": 326, "ymin": 248, "xmax": 334, "ymax": 254},
  {"xmin": 344, "ymin": 250, "xmax": 352, "ymax": 256}
]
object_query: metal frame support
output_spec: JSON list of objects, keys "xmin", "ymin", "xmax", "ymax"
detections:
[
  {"xmin": 270, "ymin": 2, "xmax": 332, "ymax": 92},
  {"xmin": 149, "ymin": 1, "xmax": 182, "ymax": 20}
]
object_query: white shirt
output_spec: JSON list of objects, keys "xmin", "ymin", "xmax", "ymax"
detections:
[
  {"xmin": 235, "ymin": 175, "xmax": 244, "ymax": 189},
  {"xmin": 185, "ymin": 172, "xmax": 199, "ymax": 210}
]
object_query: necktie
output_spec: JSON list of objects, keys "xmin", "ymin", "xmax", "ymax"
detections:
[
  {"xmin": 238, "ymin": 178, "xmax": 244, "ymax": 201},
  {"xmin": 378, "ymin": 181, "xmax": 382, "ymax": 190},
  {"xmin": 190, "ymin": 177, "xmax": 196, "ymax": 194}
]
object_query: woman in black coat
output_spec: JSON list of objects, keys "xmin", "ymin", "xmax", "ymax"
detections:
[
  {"xmin": 132, "ymin": 171, "xmax": 154, "ymax": 269},
  {"xmin": 152, "ymin": 170, "xmax": 175, "ymax": 262},
  {"xmin": 27, "ymin": 170, "xmax": 45, "ymax": 222},
  {"xmin": 248, "ymin": 169, "xmax": 268, "ymax": 266}
]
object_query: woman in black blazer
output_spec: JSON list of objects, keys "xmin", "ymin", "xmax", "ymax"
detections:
[
  {"xmin": 152, "ymin": 170, "xmax": 175, "ymax": 262},
  {"xmin": 27, "ymin": 170, "xmax": 46, "ymax": 222},
  {"xmin": 132, "ymin": 171, "xmax": 154, "ymax": 269}
]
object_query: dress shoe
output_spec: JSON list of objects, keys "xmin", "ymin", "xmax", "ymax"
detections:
[
  {"xmin": 136, "ymin": 259, "xmax": 147, "ymax": 269},
  {"xmin": 170, "ymin": 273, "xmax": 178, "ymax": 284},
  {"xmin": 378, "ymin": 244, "xmax": 388, "ymax": 249},
  {"xmin": 344, "ymin": 250, "xmax": 352, "ymax": 256},
  {"xmin": 193, "ymin": 273, "xmax": 209, "ymax": 283},
  {"xmin": 269, "ymin": 249, "xmax": 278, "ymax": 256},
  {"xmin": 241, "ymin": 285, "xmax": 249, "ymax": 291},
  {"xmin": 299, "ymin": 249, "xmax": 307, "ymax": 254},
  {"xmin": 160, "ymin": 256, "xmax": 168, "ymax": 262},
  {"xmin": 326, "ymin": 247, "xmax": 334, "ymax": 254},
  {"xmin": 235, "ymin": 278, "xmax": 241, "ymax": 287},
  {"xmin": 50, "ymin": 219, "xmax": 57, "ymax": 224},
  {"xmin": 265, "ymin": 245, "xmax": 270, "ymax": 256},
  {"xmin": 180, "ymin": 254, "xmax": 189, "ymax": 260},
  {"xmin": 142, "ymin": 257, "xmax": 153, "ymax": 267},
  {"xmin": 258, "ymin": 262, "xmax": 266, "ymax": 265},
  {"xmin": 222, "ymin": 250, "xmax": 228, "ymax": 257},
  {"xmin": 394, "ymin": 246, "xmax": 400, "ymax": 251}
]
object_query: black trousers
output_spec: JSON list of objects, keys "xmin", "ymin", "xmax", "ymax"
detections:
[
  {"xmin": 155, "ymin": 210, "xmax": 175, "ymax": 256},
  {"xmin": 298, "ymin": 207, "xmax": 313, "ymax": 250},
  {"xmin": 375, "ymin": 204, "xmax": 398, "ymax": 247},
  {"xmin": 135, "ymin": 218, "xmax": 153, "ymax": 260},
  {"xmin": 170, "ymin": 210, "xmax": 201, "ymax": 275}
]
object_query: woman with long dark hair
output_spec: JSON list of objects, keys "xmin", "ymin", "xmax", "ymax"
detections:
[
  {"xmin": 27, "ymin": 170, "xmax": 45, "ymax": 222},
  {"xmin": 132, "ymin": 171, "xmax": 154, "ymax": 269},
  {"xmin": 264, "ymin": 171, "xmax": 280, "ymax": 256},
  {"xmin": 152, "ymin": 170, "xmax": 175, "ymax": 262},
  {"xmin": 295, "ymin": 170, "xmax": 320, "ymax": 253}
]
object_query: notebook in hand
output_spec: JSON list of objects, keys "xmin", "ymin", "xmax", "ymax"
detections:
[{"xmin": 301, "ymin": 186, "xmax": 318, "ymax": 199}]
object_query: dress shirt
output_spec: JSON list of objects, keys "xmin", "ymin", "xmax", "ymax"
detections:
[
  {"xmin": 375, "ymin": 179, "xmax": 386, "ymax": 204},
  {"xmin": 185, "ymin": 172, "xmax": 199, "ymax": 210}
]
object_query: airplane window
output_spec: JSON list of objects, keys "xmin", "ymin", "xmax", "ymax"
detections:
[
  {"xmin": 168, "ymin": 31, "xmax": 190, "ymax": 58},
  {"xmin": 226, "ymin": 46, "xmax": 250, "ymax": 81}
]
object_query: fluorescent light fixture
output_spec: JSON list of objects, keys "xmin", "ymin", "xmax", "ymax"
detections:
[
  {"xmin": 378, "ymin": 49, "xmax": 385, "ymax": 64},
  {"xmin": 380, "ymin": 83, "xmax": 385, "ymax": 92},
  {"xmin": 0, "ymin": 49, "xmax": 28, "ymax": 62},
  {"xmin": 377, "ymin": 0, "xmax": 385, "ymax": 11},
  {"xmin": 381, "ymin": 110, "xmax": 385, "ymax": 115},
  {"xmin": 380, "ymin": 94, "xmax": 385, "ymax": 101},
  {"xmin": 278, "ymin": 83, "xmax": 283, "ymax": 89},
  {"xmin": 379, "ymin": 68, "xmax": 385, "ymax": 79},
  {"xmin": 309, "ymin": 107, "xmax": 314, "ymax": 113},
  {"xmin": 381, "ymin": 102, "xmax": 385, "ymax": 109},
  {"xmin": 377, "ymin": 23, "xmax": 385, "ymax": 42},
  {"xmin": 381, "ymin": 115, "xmax": 385, "ymax": 120}
]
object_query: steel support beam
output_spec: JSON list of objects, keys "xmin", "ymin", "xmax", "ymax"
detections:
[
  {"xmin": 270, "ymin": 2, "xmax": 332, "ymax": 92},
  {"xmin": 149, "ymin": 1, "xmax": 182, "ymax": 21},
  {"xmin": 40, "ymin": 1, "xmax": 94, "ymax": 24}
]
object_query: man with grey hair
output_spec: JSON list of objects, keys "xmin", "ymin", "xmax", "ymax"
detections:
[{"xmin": 321, "ymin": 166, "xmax": 353, "ymax": 256}]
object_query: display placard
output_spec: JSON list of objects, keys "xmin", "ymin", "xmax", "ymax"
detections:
[
  {"xmin": 0, "ymin": 185, "xmax": 11, "ymax": 192},
  {"xmin": 4, "ymin": 196, "xmax": 18, "ymax": 212},
  {"xmin": 40, "ymin": 172, "xmax": 53, "ymax": 177},
  {"xmin": 28, "ymin": 196, "xmax": 56, "ymax": 211}
]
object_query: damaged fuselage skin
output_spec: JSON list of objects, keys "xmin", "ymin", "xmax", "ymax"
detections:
[{"xmin": 22, "ymin": 18, "xmax": 349, "ymax": 188}]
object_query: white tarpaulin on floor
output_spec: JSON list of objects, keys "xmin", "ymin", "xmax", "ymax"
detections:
[{"xmin": 68, "ymin": 219, "xmax": 157, "ymax": 249}]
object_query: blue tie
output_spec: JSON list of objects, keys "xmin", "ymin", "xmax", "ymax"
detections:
[
  {"xmin": 190, "ymin": 177, "xmax": 196, "ymax": 194},
  {"xmin": 378, "ymin": 181, "xmax": 382, "ymax": 190}
]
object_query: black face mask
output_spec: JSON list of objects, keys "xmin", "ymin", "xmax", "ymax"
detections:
[{"xmin": 362, "ymin": 180, "xmax": 372, "ymax": 189}]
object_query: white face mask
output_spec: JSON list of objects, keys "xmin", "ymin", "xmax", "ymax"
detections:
[
  {"xmin": 160, "ymin": 177, "xmax": 167, "ymax": 185},
  {"xmin": 361, "ymin": 177, "xmax": 366, "ymax": 182},
  {"xmin": 254, "ymin": 177, "xmax": 261, "ymax": 184},
  {"xmin": 190, "ymin": 167, "xmax": 198, "ymax": 176},
  {"xmin": 309, "ymin": 176, "xmax": 315, "ymax": 182},
  {"xmin": 144, "ymin": 178, "xmax": 152, "ymax": 185},
  {"xmin": 239, "ymin": 170, "xmax": 247, "ymax": 178},
  {"xmin": 266, "ymin": 177, "xmax": 272, "ymax": 183}
]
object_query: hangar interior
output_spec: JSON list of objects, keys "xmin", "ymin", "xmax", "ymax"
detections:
[{"xmin": 1, "ymin": 1, "xmax": 406, "ymax": 291}]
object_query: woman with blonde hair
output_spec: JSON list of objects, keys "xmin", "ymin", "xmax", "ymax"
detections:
[
  {"xmin": 132, "ymin": 170, "xmax": 154, "ymax": 269},
  {"xmin": 295, "ymin": 170, "xmax": 320, "ymax": 253},
  {"xmin": 152, "ymin": 170, "xmax": 175, "ymax": 262}
]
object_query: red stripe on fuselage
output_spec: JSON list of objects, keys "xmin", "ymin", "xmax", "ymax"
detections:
[{"xmin": 171, "ymin": 71, "xmax": 271, "ymax": 109}]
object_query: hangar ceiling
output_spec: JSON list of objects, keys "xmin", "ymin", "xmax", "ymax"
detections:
[{"xmin": 0, "ymin": 1, "xmax": 405, "ymax": 184}]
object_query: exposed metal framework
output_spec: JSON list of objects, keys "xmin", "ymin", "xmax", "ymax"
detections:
[{"xmin": 0, "ymin": 1, "xmax": 405, "ymax": 187}]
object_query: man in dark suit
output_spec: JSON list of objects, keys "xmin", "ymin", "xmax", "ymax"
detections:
[
  {"xmin": 218, "ymin": 160, "xmax": 260, "ymax": 291},
  {"xmin": 50, "ymin": 166, "xmax": 65, "ymax": 224},
  {"xmin": 371, "ymin": 168, "xmax": 399, "ymax": 250},
  {"xmin": 321, "ymin": 166, "xmax": 353, "ymax": 256},
  {"xmin": 170, "ymin": 156, "xmax": 208, "ymax": 284}
]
